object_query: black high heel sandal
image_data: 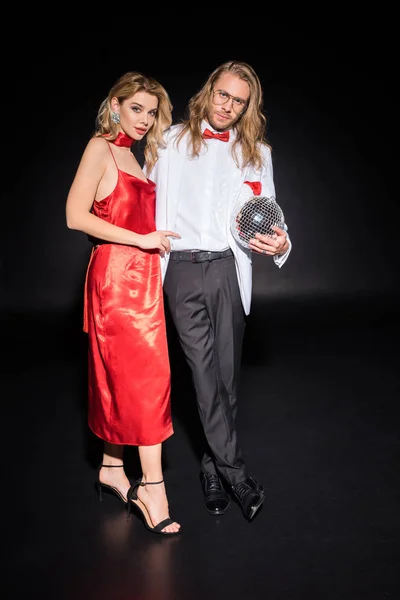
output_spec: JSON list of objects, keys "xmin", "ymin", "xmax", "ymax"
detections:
[
  {"xmin": 127, "ymin": 479, "xmax": 181, "ymax": 536},
  {"xmin": 95, "ymin": 463, "xmax": 128, "ymax": 505}
]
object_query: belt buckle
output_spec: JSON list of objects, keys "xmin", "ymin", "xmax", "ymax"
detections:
[{"xmin": 190, "ymin": 251, "xmax": 198, "ymax": 263}]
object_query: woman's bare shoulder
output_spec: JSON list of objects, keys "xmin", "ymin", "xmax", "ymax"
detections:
[
  {"xmin": 80, "ymin": 136, "xmax": 110, "ymax": 164},
  {"xmin": 85, "ymin": 135, "xmax": 110, "ymax": 153}
]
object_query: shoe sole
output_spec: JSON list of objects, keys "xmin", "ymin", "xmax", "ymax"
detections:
[
  {"xmin": 205, "ymin": 500, "xmax": 231, "ymax": 516},
  {"xmin": 247, "ymin": 495, "xmax": 265, "ymax": 521}
]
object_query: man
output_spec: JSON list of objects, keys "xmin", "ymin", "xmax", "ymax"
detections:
[{"xmin": 147, "ymin": 61, "xmax": 291, "ymax": 521}]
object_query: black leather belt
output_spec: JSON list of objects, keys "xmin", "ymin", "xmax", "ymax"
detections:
[{"xmin": 169, "ymin": 248, "xmax": 233, "ymax": 263}]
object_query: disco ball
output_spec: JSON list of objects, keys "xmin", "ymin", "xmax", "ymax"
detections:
[{"xmin": 230, "ymin": 196, "xmax": 286, "ymax": 249}]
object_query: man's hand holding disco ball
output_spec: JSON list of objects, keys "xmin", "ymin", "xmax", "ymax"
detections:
[
  {"xmin": 230, "ymin": 196, "xmax": 289, "ymax": 256},
  {"xmin": 248, "ymin": 225, "xmax": 289, "ymax": 256}
]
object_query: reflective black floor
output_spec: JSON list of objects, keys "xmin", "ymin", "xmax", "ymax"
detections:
[{"xmin": 3, "ymin": 295, "xmax": 400, "ymax": 599}]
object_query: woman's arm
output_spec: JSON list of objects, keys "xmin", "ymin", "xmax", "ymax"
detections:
[{"xmin": 66, "ymin": 137, "xmax": 143, "ymax": 246}]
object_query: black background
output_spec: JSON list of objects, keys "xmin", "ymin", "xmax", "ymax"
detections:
[
  {"xmin": 3, "ymin": 40, "xmax": 398, "ymax": 320},
  {"xmin": 3, "ymin": 33, "xmax": 400, "ymax": 600}
]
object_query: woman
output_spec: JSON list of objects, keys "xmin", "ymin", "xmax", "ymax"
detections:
[{"xmin": 66, "ymin": 71, "xmax": 181, "ymax": 535}]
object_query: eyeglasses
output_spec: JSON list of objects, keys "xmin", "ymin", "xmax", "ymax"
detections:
[{"xmin": 212, "ymin": 89, "xmax": 247, "ymax": 112}]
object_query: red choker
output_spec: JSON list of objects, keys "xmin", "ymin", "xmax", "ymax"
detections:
[{"xmin": 112, "ymin": 131, "xmax": 134, "ymax": 148}]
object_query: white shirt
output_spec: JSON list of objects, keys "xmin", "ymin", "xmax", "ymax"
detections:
[
  {"xmin": 147, "ymin": 122, "xmax": 292, "ymax": 314},
  {"xmin": 172, "ymin": 121, "xmax": 238, "ymax": 252}
]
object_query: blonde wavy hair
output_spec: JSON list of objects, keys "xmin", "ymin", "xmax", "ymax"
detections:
[
  {"xmin": 175, "ymin": 61, "xmax": 269, "ymax": 170},
  {"xmin": 95, "ymin": 71, "xmax": 173, "ymax": 173}
]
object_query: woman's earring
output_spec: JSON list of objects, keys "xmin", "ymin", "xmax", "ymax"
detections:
[{"xmin": 111, "ymin": 111, "xmax": 120, "ymax": 124}]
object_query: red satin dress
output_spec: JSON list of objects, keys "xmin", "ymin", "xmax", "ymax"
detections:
[{"xmin": 83, "ymin": 132, "xmax": 173, "ymax": 446}]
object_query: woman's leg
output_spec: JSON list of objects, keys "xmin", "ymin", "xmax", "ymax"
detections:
[
  {"xmin": 98, "ymin": 442, "xmax": 132, "ymax": 499},
  {"xmin": 137, "ymin": 443, "xmax": 180, "ymax": 533}
]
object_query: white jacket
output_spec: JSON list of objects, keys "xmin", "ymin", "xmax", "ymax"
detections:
[{"xmin": 147, "ymin": 125, "xmax": 291, "ymax": 315}]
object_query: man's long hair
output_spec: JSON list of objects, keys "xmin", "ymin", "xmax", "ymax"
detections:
[{"xmin": 175, "ymin": 61, "xmax": 270, "ymax": 170}]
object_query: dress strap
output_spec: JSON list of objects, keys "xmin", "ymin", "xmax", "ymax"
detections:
[{"xmin": 107, "ymin": 142, "xmax": 119, "ymax": 170}]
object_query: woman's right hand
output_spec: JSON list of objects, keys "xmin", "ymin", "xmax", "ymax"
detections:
[{"xmin": 137, "ymin": 230, "xmax": 181, "ymax": 254}]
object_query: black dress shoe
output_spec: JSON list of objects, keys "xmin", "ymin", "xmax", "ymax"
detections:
[
  {"xmin": 231, "ymin": 476, "xmax": 265, "ymax": 521},
  {"xmin": 200, "ymin": 472, "xmax": 231, "ymax": 515}
]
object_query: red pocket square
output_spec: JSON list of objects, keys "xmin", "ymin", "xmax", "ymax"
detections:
[{"xmin": 244, "ymin": 181, "xmax": 262, "ymax": 196}]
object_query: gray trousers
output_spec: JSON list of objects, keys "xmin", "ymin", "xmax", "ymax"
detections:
[{"xmin": 163, "ymin": 253, "xmax": 247, "ymax": 485}]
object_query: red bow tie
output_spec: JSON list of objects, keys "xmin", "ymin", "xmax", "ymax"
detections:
[{"xmin": 203, "ymin": 128, "xmax": 230, "ymax": 142}]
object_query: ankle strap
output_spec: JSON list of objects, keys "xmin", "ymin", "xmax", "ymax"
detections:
[
  {"xmin": 98, "ymin": 463, "xmax": 124, "ymax": 469},
  {"xmin": 139, "ymin": 479, "xmax": 164, "ymax": 486}
]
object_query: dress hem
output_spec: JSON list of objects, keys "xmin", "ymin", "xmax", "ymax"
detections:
[{"xmin": 88, "ymin": 424, "xmax": 174, "ymax": 447}]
